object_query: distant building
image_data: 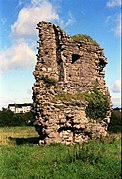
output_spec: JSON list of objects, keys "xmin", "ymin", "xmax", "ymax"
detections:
[{"xmin": 8, "ymin": 103, "xmax": 32, "ymax": 113}]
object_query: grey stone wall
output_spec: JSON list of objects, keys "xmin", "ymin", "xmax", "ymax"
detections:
[{"xmin": 32, "ymin": 21, "xmax": 112, "ymax": 144}]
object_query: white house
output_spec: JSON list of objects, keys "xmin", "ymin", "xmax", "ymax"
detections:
[{"xmin": 8, "ymin": 103, "xmax": 32, "ymax": 113}]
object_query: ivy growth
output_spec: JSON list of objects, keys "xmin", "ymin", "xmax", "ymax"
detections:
[{"xmin": 85, "ymin": 87, "xmax": 109, "ymax": 121}]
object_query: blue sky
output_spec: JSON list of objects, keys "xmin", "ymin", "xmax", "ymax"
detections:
[{"xmin": 0, "ymin": 0, "xmax": 121, "ymax": 109}]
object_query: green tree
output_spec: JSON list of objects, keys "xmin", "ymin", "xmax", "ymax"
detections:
[
  {"xmin": 0, "ymin": 110, "xmax": 14, "ymax": 127},
  {"xmin": 0, "ymin": 110, "xmax": 34, "ymax": 127}
]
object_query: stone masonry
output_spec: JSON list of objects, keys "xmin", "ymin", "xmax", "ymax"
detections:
[{"xmin": 32, "ymin": 21, "xmax": 112, "ymax": 145}]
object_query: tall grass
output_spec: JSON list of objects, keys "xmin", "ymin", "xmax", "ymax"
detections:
[{"xmin": 0, "ymin": 126, "xmax": 121, "ymax": 179}]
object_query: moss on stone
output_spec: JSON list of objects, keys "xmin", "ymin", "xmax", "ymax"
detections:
[{"xmin": 53, "ymin": 92, "xmax": 86, "ymax": 102}]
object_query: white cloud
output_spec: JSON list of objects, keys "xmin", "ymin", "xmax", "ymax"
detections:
[
  {"xmin": 112, "ymin": 14, "xmax": 121, "ymax": 36},
  {"xmin": 4, "ymin": 0, "xmax": 75, "ymax": 73},
  {"xmin": 59, "ymin": 12, "xmax": 75, "ymax": 29},
  {"xmin": 11, "ymin": 0, "xmax": 59, "ymax": 36},
  {"xmin": 0, "ymin": 41, "xmax": 36, "ymax": 73},
  {"xmin": 0, "ymin": 18, "xmax": 6, "ymax": 26},
  {"xmin": 111, "ymin": 95, "xmax": 121, "ymax": 108},
  {"xmin": 106, "ymin": 0, "xmax": 121, "ymax": 37},
  {"xmin": 0, "ymin": 57, "xmax": 8, "ymax": 73},
  {"xmin": 31, "ymin": 0, "xmax": 45, "ymax": 6},
  {"xmin": 0, "ymin": 0, "xmax": 75, "ymax": 75},
  {"xmin": 106, "ymin": 0, "xmax": 121, "ymax": 8},
  {"xmin": 111, "ymin": 80, "xmax": 121, "ymax": 93},
  {"xmin": 105, "ymin": 13, "xmax": 121, "ymax": 37},
  {"xmin": 0, "ymin": 98, "xmax": 13, "ymax": 109}
]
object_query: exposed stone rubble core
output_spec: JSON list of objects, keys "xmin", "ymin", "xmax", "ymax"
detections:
[{"xmin": 32, "ymin": 21, "xmax": 112, "ymax": 145}]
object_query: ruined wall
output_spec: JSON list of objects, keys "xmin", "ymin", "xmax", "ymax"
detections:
[{"xmin": 32, "ymin": 21, "xmax": 112, "ymax": 144}]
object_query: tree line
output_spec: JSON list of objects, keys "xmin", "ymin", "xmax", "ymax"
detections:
[{"xmin": 0, "ymin": 109, "xmax": 34, "ymax": 127}]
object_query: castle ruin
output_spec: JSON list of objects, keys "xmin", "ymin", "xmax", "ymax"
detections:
[{"xmin": 32, "ymin": 21, "xmax": 112, "ymax": 144}]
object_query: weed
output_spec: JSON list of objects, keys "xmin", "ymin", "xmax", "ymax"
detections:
[{"xmin": 41, "ymin": 75, "xmax": 58, "ymax": 88}]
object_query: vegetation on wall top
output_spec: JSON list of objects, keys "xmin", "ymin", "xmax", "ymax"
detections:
[{"xmin": 71, "ymin": 34, "xmax": 99, "ymax": 45}]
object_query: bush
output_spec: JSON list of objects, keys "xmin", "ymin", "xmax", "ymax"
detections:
[
  {"xmin": 85, "ymin": 87, "xmax": 109, "ymax": 121},
  {"xmin": 0, "ymin": 110, "xmax": 34, "ymax": 127},
  {"xmin": 0, "ymin": 110, "xmax": 14, "ymax": 127}
]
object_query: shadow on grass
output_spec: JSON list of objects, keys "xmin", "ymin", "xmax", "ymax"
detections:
[{"xmin": 9, "ymin": 136, "xmax": 39, "ymax": 145}]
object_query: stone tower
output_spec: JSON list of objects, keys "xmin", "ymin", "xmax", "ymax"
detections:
[{"xmin": 32, "ymin": 21, "xmax": 111, "ymax": 144}]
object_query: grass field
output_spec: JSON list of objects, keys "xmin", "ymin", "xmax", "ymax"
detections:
[
  {"xmin": 0, "ymin": 126, "xmax": 121, "ymax": 179},
  {"xmin": 0, "ymin": 126, "xmax": 38, "ymax": 145}
]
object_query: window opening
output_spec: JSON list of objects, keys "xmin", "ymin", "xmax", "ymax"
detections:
[{"xmin": 72, "ymin": 54, "xmax": 80, "ymax": 64}]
